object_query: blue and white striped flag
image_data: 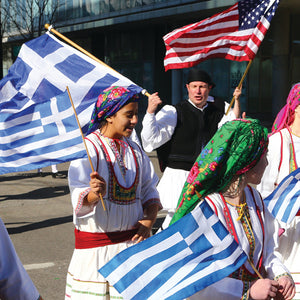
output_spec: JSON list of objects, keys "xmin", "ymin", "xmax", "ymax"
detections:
[
  {"xmin": 264, "ymin": 168, "xmax": 300, "ymax": 224},
  {"xmin": 0, "ymin": 32, "xmax": 142, "ymax": 174},
  {"xmin": 99, "ymin": 200, "xmax": 247, "ymax": 300},
  {"xmin": 0, "ymin": 90, "xmax": 87, "ymax": 174}
]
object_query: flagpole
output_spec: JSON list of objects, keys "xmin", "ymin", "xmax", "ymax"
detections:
[
  {"xmin": 44, "ymin": 24, "xmax": 151, "ymax": 98},
  {"xmin": 66, "ymin": 86, "xmax": 106, "ymax": 211},
  {"xmin": 225, "ymin": 60, "xmax": 253, "ymax": 115},
  {"xmin": 247, "ymin": 258, "xmax": 263, "ymax": 279}
]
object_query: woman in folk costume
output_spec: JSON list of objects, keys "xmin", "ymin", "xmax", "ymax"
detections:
[
  {"xmin": 257, "ymin": 82, "xmax": 300, "ymax": 299},
  {"xmin": 170, "ymin": 119, "xmax": 295, "ymax": 300},
  {"xmin": 65, "ymin": 86, "xmax": 161, "ymax": 299}
]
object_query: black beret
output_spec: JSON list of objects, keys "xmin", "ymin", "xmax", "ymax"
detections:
[{"xmin": 187, "ymin": 69, "xmax": 215, "ymax": 88}]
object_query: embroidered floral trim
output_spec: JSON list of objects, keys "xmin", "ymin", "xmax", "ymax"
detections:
[
  {"xmin": 237, "ymin": 203, "xmax": 255, "ymax": 262},
  {"xmin": 222, "ymin": 190, "xmax": 260, "ymax": 282},
  {"xmin": 75, "ymin": 188, "xmax": 91, "ymax": 215},
  {"xmin": 241, "ymin": 281, "xmax": 251, "ymax": 300},
  {"xmin": 106, "ymin": 137, "xmax": 128, "ymax": 178},
  {"xmin": 289, "ymin": 142, "xmax": 297, "ymax": 173},
  {"xmin": 96, "ymin": 133, "xmax": 139, "ymax": 205},
  {"xmin": 274, "ymin": 272, "xmax": 294, "ymax": 283},
  {"xmin": 230, "ymin": 267, "xmax": 258, "ymax": 282}
]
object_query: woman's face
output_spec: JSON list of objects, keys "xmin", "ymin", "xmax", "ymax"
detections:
[
  {"xmin": 105, "ymin": 102, "xmax": 138, "ymax": 139},
  {"xmin": 245, "ymin": 152, "xmax": 268, "ymax": 185}
]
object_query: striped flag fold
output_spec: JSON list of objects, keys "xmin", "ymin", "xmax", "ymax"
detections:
[
  {"xmin": 99, "ymin": 200, "xmax": 247, "ymax": 300},
  {"xmin": 0, "ymin": 91, "xmax": 86, "ymax": 174},
  {"xmin": 163, "ymin": 0, "xmax": 280, "ymax": 70},
  {"xmin": 264, "ymin": 168, "xmax": 300, "ymax": 224}
]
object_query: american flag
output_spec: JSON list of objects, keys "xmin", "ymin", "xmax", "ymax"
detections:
[
  {"xmin": 0, "ymin": 32, "xmax": 142, "ymax": 175},
  {"xmin": 264, "ymin": 168, "xmax": 300, "ymax": 224},
  {"xmin": 163, "ymin": 0, "xmax": 280, "ymax": 71},
  {"xmin": 99, "ymin": 200, "xmax": 247, "ymax": 300}
]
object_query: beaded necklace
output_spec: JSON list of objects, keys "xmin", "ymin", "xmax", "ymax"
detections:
[{"xmin": 95, "ymin": 132, "xmax": 139, "ymax": 205}]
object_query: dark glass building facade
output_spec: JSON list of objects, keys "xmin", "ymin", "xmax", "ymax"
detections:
[{"xmin": 3, "ymin": 0, "xmax": 300, "ymax": 132}]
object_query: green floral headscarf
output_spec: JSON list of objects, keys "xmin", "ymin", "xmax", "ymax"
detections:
[{"xmin": 170, "ymin": 118, "xmax": 268, "ymax": 225}]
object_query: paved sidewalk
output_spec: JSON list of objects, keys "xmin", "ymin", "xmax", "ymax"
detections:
[
  {"xmin": 0, "ymin": 163, "xmax": 73, "ymax": 299},
  {"xmin": 0, "ymin": 153, "xmax": 164, "ymax": 299}
]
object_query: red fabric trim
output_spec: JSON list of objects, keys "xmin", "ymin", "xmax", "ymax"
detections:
[
  {"xmin": 205, "ymin": 196, "xmax": 218, "ymax": 216},
  {"xmin": 75, "ymin": 228, "xmax": 138, "ymax": 249},
  {"xmin": 96, "ymin": 134, "xmax": 138, "ymax": 190},
  {"xmin": 278, "ymin": 131, "xmax": 283, "ymax": 172},
  {"xmin": 85, "ymin": 135, "xmax": 100, "ymax": 170},
  {"xmin": 296, "ymin": 210, "xmax": 300, "ymax": 216},
  {"xmin": 220, "ymin": 193, "xmax": 239, "ymax": 244},
  {"xmin": 221, "ymin": 187, "xmax": 264, "ymax": 277}
]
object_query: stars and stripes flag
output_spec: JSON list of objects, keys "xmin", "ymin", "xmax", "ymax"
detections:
[
  {"xmin": 99, "ymin": 200, "xmax": 247, "ymax": 300},
  {"xmin": 0, "ymin": 32, "xmax": 142, "ymax": 175},
  {"xmin": 163, "ymin": 0, "xmax": 280, "ymax": 71},
  {"xmin": 264, "ymin": 168, "xmax": 300, "ymax": 224}
]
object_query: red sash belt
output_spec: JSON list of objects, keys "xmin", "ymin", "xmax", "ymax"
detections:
[
  {"xmin": 75, "ymin": 228, "xmax": 138, "ymax": 249},
  {"xmin": 296, "ymin": 209, "xmax": 300, "ymax": 216}
]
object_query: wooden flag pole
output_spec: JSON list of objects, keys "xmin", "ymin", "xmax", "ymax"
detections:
[
  {"xmin": 225, "ymin": 59, "xmax": 253, "ymax": 115},
  {"xmin": 66, "ymin": 86, "xmax": 106, "ymax": 211},
  {"xmin": 247, "ymin": 258, "xmax": 263, "ymax": 279},
  {"xmin": 44, "ymin": 24, "xmax": 151, "ymax": 97}
]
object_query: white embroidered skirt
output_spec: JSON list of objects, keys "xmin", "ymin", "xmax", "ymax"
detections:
[{"xmin": 65, "ymin": 241, "xmax": 134, "ymax": 300}]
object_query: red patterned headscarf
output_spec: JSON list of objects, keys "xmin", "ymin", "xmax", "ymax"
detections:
[
  {"xmin": 272, "ymin": 83, "xmax": 300, "ymax": 134},
  {"xmin": 87, "ymin": 86, "xmax": 139, "ymax": 134}
]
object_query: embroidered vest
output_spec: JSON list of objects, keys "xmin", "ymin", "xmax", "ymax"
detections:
[{"xmin": 87, "ymin": 133, "xmax": 140, "ymax": 205}]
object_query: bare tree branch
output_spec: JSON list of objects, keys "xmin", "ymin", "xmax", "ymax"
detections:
[{"xmin": 1, "ymin": 0, "xmax": 61, "ymax": 40}]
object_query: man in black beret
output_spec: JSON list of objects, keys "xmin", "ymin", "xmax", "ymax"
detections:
[{"xmin": 141, "ymin": 68, "xmax": 241, "ymax": 229}]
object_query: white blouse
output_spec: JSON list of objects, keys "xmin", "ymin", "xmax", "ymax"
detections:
[
  {"xmin": 190, "ymin": 186, "xmax": 290, "ymax": 299},
  {"xmin": 68, "ymin": 130, "xmax": 161, "ymax": 233},
  {"xmin": 141, "ymin": 97, "xmax": 236, "ymax": 152}
]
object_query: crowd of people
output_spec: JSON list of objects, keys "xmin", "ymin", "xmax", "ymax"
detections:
[
  {"xmin": 2, "ymin": 69, "xmax": 300, "ymax": 300},
  {"xmin": 141, "ymin": 69, "xmax": 242, "ymax": 230}
]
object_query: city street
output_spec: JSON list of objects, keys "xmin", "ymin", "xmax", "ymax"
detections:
[{"xmin": 0, "ymin": 154, "xmax": 163, "ymax": 299}]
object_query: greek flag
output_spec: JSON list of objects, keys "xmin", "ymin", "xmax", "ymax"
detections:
[
  {"xmin": 99, "ymin": 200, "xmax": 247, "ymax": 300},
  {"xmin": 0, "ymin": 32, "xmax": 142, "ymax": 174},
  {"xmin": 264, "ymin": 168, "xmax": 300, "ymax": 224},
  {"xmin": 0, "ymin": 91, "xmax": 87, "ymax": 174}
]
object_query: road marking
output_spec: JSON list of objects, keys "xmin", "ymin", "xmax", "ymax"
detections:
[{"xmin": 24, "ymin": 262, "xmax": 55, "ymax": 270}]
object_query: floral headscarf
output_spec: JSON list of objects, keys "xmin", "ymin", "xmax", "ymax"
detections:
[
  {"xmin": 170, "ymin": 118, "xmax": 269, "ymax": 225},
  {"xmin": 272, "ymin": 83, "xmax": 300, "ymax": 134},
  {"xmin": 87, "ymin": 86, "xmax": 140, "ymax": 134}
]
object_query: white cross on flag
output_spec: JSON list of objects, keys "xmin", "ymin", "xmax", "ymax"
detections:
[
  {"xmin": 0, "ymin": 32, "xmax": 142, "ymax": 174},
  {"xmin": 99, "ymin": 200, "xmax": 247, "ymax": 300}
]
